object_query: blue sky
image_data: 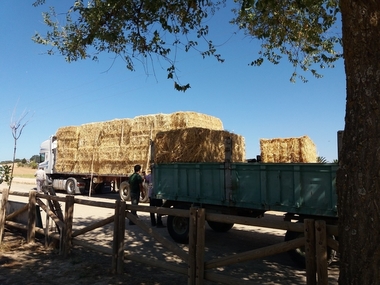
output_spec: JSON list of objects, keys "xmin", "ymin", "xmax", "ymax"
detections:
[{"xmin": 0, "ymin": 2, "xmax": 345, "ymax": 163}]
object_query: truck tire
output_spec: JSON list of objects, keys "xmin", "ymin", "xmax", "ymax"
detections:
[
  {"xmin": 66, "ymin": 178, "xmax": 78, "ymax": 195},
  {"xmin": 167, "ymin": 215, "xmax": 189, "ymax": 244},
  {"xmin": 207, "ymin": 221, "xmax": 234, "ymax": 232},
  {"xmin": 285, "ymin": 229, "xmax": 337, "ymax": 268},
  {"xmin": 119, "ymin": 181, "xmax": 130, "ymax": 201}
]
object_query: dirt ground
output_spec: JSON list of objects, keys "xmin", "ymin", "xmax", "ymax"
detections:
[{"xmin": 0, "ymin": 228, "xmax": 184, "ymax": 285}]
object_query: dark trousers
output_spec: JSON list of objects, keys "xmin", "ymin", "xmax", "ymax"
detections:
[
  {"xmin": 150, "ymin": 198, "xmax": 163, "ymax": 226},
  {"xmin": 129, "ymin": 192, "xmax": 140, "ymax": 224}
]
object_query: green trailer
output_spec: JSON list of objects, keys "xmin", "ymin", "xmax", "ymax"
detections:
[
  {"xmin": 154, "ymin": 162, "xmax": 339, "ymax": 266},
  {"xmin": 155, "ymin": 162, "xmax": 338, "ymax": 217}
]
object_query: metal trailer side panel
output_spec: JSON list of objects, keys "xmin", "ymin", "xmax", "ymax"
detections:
[
  {"xmin": 155, "ymin": 163, "xmax": 226, "ymax": 204},
  {"xmin": 233, "ymin": 163, "xmax": 338, "ymax": 217},
  {"xmin": 155, "ymin": 163, "xmax": 338, "ymax": 218}
]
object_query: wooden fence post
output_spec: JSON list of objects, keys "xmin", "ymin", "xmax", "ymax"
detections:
[
  {"xmin": 315, "ymin": 220, "xmax": 328, "ymax": 285},
  {"xmin": 0, "ymin": 188, "xmax": 10, "ymax": 244},
  {"xmin": 44, "ymin": 198, "xmax": 50, "ymax": 248},
  {"xmin": 117, "ymin": 201, "xmax": 126, "ymax": 274},
  {"xmin": 304, "ymin": 219, "xmax": 316, "ymax": 285},
  {"xmin": 62, "ymin": 195, "xmax": 75, "ymax": 257},
  {"xmin": 27, "ymin": 190, "xmax": 37, "ymax": 243},
  {"xmin": 112, "ymin": 200, "xmax": 120, "ymax": 273},
  {"xmin": 188, "ymin": 207, "xmax": 198, "ymax": 285},
  {"xmin": 196, "ymin": 208, "xmax": 206, "ymax": 285}
]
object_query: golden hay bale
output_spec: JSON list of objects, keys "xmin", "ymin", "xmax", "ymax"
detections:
[
  {"xmin": 55, "ymin": 126, "xmax": 79, "ymax": 172},
  {"xmin": 154, "ymin": 128, "xmax": 245, "ymax": 163},
  {"xmin": 55, "ymin": 112, "xmax": 225, "ymax": 175},
  {"xmin": 260, "ymin": 135, "xmax": 317, "ymax": 163}
]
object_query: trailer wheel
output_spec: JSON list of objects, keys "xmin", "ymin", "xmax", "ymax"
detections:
[
  {"xmin": 285, "ymin": 229, "xmax": 337, "ymax": 268},
  {"xmin": 207, "ymin": 221, "xmax": 234, "ymax": 232},
  {"xmin": 66, "ymin": 178, "xmax": 78, "ymax": 195},
  {"xmin": 167, "ymin": 215, "xmax": 189, "ymax": 244},
  {"xmin": 119, "ymin": 181, "xmax": 130, "ymax": 201}
]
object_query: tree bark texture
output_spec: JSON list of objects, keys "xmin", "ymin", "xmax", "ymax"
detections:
[{"xmin": 338, "ymin": 0, "xmax": 380, "ymax": 284}]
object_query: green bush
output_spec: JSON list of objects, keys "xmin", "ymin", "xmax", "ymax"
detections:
[{"xmin": 29, "ymin": 161, "xmax": 38, "ymax": 169}]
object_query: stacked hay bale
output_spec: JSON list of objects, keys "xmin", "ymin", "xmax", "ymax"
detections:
[
  {"xmin": 55, "ymin": 112, "xmax": 230, "ymax": 175},
  {"xmin": 154, "ymin": 128, "xmax": 245, "ymax": 163},
  {"xmin": 54, "ymin": 126, "xmax": 79, "ymax": 172},
  {"xmin": 260, "ymin": 135, "xmax": 317, "ymax": 163}
]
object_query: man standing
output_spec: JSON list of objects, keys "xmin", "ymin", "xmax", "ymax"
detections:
[
  {"xmin": 34, "ymin": 167, "xmax": 46, "ymax": 193},
  {"xmin": 128, "ymin": 164, "xmax": 144, "ymax": 225}
]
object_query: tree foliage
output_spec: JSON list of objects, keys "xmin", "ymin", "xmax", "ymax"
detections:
[
  {"xmin": 33, "ymin": 0, "xmax": 226, "ymax": 91},
  {"xmin": 32, "ymin": 0, "xmax": 341, "ymax": 89},
  {"xmin": 30, "ymin": 155, "xmax": 40, "ymax": 163},
  {"xmin": 233, "ymin": 0, "xmax": 341, "ymax": 82},
  {"xmin": 317, "ymin": 156, "xmax": 328, "ymax": 163},
  {"xmin": 0, "ymin": 165, "xmax": 12, "ymax": 185}
]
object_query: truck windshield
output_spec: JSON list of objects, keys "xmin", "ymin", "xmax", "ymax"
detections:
[{"xmin": 40, "ymin": 153, "xmax": 46, "ymax": 163}]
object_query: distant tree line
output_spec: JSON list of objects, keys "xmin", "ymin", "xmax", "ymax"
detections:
[{"xmin": 1, "ymin": 155, "xmax": 40, "ymax": 169}]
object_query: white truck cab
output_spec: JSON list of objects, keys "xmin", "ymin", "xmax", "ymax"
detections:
[{"xmin": 39, "ymin": 135, "xmax": 57, "ymax": 174}]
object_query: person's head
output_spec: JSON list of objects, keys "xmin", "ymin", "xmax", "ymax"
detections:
[{"xmin": 134, "ymin": 164, "xmax": 141, "ymax": 173}]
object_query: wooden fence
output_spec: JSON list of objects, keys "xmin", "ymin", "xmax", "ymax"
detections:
[{"xmin": 0, "ymin": 188, "xmax": 339, "ymax": 285}]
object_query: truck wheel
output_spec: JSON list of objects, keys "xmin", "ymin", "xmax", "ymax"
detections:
[
  {"xmin": 207, "ymin": 221, "xmax": 234, "ymax": 232},
  {"xmin": 167, "ymin": 215, "xmax": 189, "ymax": 244},
  {"xmin": 66, "ymin": 178, "xmax": 78, "ymax": 195},
  {"xmin": 119, "ymin": 181, "xmax": 130, "ymax": 201},
  {"xmin": 285, "ymin": 229, "xmax": 337, "ymax": 268}
]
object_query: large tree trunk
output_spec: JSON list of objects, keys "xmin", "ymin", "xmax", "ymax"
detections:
[{"xmin": 338, "ymin": 0, "xmax": 380, "ymax": 284}]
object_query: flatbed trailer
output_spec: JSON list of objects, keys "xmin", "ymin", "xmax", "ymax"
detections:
[{"xmin": 154, "ymin": 162, "xmax": 338, "ymax": 266}]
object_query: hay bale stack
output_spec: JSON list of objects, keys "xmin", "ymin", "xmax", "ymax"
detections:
[
  {"xmin": 55, "ymin": 112, "xmax": 224, "ymax": 174},
  {"xmin": 55, "ymin": 126, "xmax": 79, "ymax": 172},
  {"xmin": 154, "ymin": 128, "xmax": 245, "ymax": 163},
  {"xmin": 260, "ymin": 135, "xmax": 317, "ymax": 163}
]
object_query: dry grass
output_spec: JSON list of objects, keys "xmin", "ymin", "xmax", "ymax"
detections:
[{"xmin": 2, "ymin": 164, "xmax": 36, "ymax": 178}]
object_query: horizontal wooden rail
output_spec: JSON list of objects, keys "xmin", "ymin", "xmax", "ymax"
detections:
[
  {"xmin": 205, "ymin": 237, "xmax": 305, "ymax": 269},
  {"xmin": 5, "ymin": 204, "xmax": 28, "ymax": 221},
  {"xmin": 2, "ymin": 190, "xmax": 29, "ymax": 197},
  {"xmin": 206, "ymin": 212, "xmax": 304, "ymax": 233},
  {"xmin": 5, "ymin": 220, "xmax": 27, "ymax": 231},
  {"xmin": 37, "ymin": 193, "xmax": 66, "ymax": 202},
  {"xmin": 5, "ymin": 220, "xmax": 60, "ymax": 241},
  {"xmin": 72, "ymin": 215, "xmax": 115, "ymax": 237},
  {"xmin": 73, "ymin": 198, "xmax": 115, "ymax": 209},
  {"xmin": 126, "ymin": 204, "xmax": 189, "ymax": 218}
]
